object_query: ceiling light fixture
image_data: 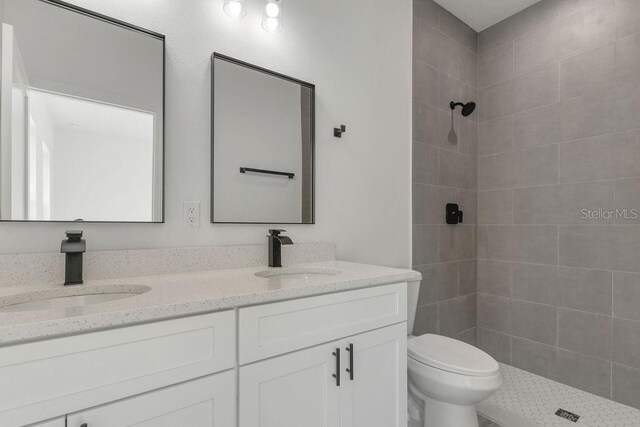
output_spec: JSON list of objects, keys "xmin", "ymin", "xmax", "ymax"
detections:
[
  {"xmin": 262, "ymin": 0, "xmax": 283, "ymax": 33},
  {"xmin": 223, "ymin": 0, "xmax": 246, "ymax": 18}
]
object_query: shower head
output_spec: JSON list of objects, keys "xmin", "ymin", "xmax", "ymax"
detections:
[{"xmin": 450, "ymin": 101, "xmax": 476, "ymax": 117}]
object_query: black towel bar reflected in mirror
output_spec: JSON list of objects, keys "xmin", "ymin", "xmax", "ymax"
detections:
[{"xmin": 239, "ymin": 167, "xmax": 295, "ymax": 179}]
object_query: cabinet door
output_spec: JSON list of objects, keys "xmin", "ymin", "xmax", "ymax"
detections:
[
  {"xmin": 340, "ymin": 323, "xmax": 407, "ymax": 427},
  {"xmin": 28, "ymin": 418, "xmax": 65, "ymax": 427},
  {"xmin": 239, "ymin": 341, "xmax": 341, "ymax": 427},
  {"xmin": 66, "ymin": 371, "xmax": 235, "ymax": 427}
]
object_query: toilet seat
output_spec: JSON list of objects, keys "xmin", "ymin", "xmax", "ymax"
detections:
[{"xmin": 408, "ymin": 334, "xmax": 499, "ymax": 377}]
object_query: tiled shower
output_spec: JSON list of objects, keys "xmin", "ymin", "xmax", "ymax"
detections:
[{"xmin": 413, "ymin": 0, "xmax": 640, "ymax": 410}]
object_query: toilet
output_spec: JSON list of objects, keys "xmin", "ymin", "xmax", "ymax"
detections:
[{"xmin": 406, "ymin": 281, "xmax": 502, "ymax": 427}]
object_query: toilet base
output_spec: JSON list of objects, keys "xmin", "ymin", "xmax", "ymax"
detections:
[{"xmin": 422, "ymin": 395, "xmax": 479, "ymax": 427}]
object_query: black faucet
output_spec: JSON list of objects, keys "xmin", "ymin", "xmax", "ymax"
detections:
[
  {"xmin": 61, "ymin": 230, "xmax": 86, "ymax": 285},
  {"xmin": 267, "ymin": 229, "xmax": 293, "ymax": 268}
]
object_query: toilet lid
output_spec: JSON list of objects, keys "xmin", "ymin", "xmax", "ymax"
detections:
[{"xmin": 408, "ymin": 334, "xmax": 499, "ymax": 377}]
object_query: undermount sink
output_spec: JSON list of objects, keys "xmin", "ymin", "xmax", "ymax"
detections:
[
  {"xmin": 255, "ymin": 267, "xmax": 342, "ymax": 280},
  {"xmin": 0, "ymin": 285, "xmax": 151, "ymax": 313}
]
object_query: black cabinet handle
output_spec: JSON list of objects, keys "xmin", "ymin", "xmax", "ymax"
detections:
[
  {"xmin": 332, "ymin": 348, "xmax": 341, "ymax": 386},
  {"xmin": 345, "ymin": 343, "xmax": 354, "ymax": 380},
  {"xmin": 80, "ymin": 424, "xmax": 88, "ymax": 427}
]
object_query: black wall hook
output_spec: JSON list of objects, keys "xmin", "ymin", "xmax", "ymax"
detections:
[{"xmin": 334, "ymin": 125, "xmax": 346, "ymax": 138}]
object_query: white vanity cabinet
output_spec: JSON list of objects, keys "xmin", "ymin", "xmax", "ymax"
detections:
[
  {"xmin": 239, "ymin": 323, "xmax": 406, "ymax": 427},
  {"xmin": 1, "ymin": 282, "xmax": 408, "ymax": 427},
  {"xmin": 29, "ymin": 419, "xmax": 65, "ymax": 427},
  {"xmin": 0, "ymin": 311, "xmax": 236, "ymax": 427},
  {"xmin": 66, "ymin": 371, "xmax": 235, "ymax": 427},
  {"xmin": 238, "ymin": 283, "xmax": 408, "ymax": 427}
]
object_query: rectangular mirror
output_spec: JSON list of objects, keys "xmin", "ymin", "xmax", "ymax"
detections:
[
  {"xmin": 212, "ymin": 53, "xmax": 315, "ymax": 224},
  {"xmin": 0, "ymin": 0, "xmax": 164, "ymax": 222}
]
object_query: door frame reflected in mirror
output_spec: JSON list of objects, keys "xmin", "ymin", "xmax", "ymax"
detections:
[{"xmin": 0, "ymin": 0, "xmax": 166, "ymax": 223}]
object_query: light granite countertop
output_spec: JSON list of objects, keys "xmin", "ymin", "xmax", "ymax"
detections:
[{"xmin": 0, "ymin": 261, "xmax": 421, "ymax": 346}]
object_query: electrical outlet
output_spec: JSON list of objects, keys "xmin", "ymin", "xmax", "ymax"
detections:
[{"xmin": 183, "ymin": 201, "xmax": 200, "ymax": 228}]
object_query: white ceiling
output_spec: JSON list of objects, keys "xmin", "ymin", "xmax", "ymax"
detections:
[{"xmin": 434, "ymin": 0, "xmax": 542, "ymax": 32}]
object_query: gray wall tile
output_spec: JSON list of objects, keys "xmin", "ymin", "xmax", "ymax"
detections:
[
  {"xmin": 614, "ymin": 83, "xmax": 640, "ymax": 132},
  {"xmin": 439, "ymin": 8, "xmax": 478, "ymax": 53},
  {"xmin": 479, "ymin": 116, "xmax": 514, "ymax": 156},
  {"xmin": 479, "ymin": 43, "xmax": 514, "ymax": 88},
  {"xmin": 439, "ymin": 225, "xmax": 476, "ymax": 262},
  {"xmin": 413, "ymin": 0, "xmax": 440, "ymax": 29},
  {"xmin": 512, "ymin": 262, "xmax": 558, "ymax": 305},
  {"xmin": 458, "ymin": 118, "xmax": 479, "ymax": 156},
  {"xmin": 615, "ymin": 31, "xmax": 640, "ymax": 87},
  {"xmin": 413, "ymin": 302, "xmax": 439, "ymax": 335},
  {"xmin": 514, "ymin": 103, "xmax": 562, "ymax": 149},
  {"xmin": 613, "ymin": 272, "xmax": 640, "ymax": 321},
  {"xmin": 459, "ymin": 259, "xmax": 478, "ymax": 295},
  {"xmin": 514, "ymin": 22, "xmax": 561, "ymax": 75},
  {"xmin": 458, "ymin": 189, "xmax": 478, "ymax": 224},
  {"xmin": 616, "ymin": 0, "xmax": 640, "ymax": 40},
  {"xmin": 439, "ymin": 294, "xmax": 477, "ymax": 337},
  {"xmin": 560, "ymin": 90, "xmax": 614, "ymax": 141},
  {"xmin": 478, "ymin": 225, "xmax": 559, "ymax": 264},
  {"xmin": 413, "ymin": 2, "xmax": 478, "ymax": 346},
  {"xmin": 478, "ymin": 327, "xmax": 513, "ymax": 364},
  {"xmin": 557, "ymin": 267, "xmax": 612, "ymax": 314},
  {"xmin": 413, "ymin": 225, "xmax": 439, "ymax": 265},
  {"xmin": 479, "ymin": 79, "xmax": 515, "ymax": 122},
  {"xmin": 512, "ymin": 337, "xmax": 559, "ymax": 380},
  {"xmin": 414, "ymin": 22, "xmax": 460, "ymax": 77},
  {"xmin": 479, "ymin": 145, "xmax": 558, "ymax": 190},
  {"xmin": 413, "ymin": 264, "xmax": 439, "ymax": 306},
  {"xmin": 560, "ymin": 225, "xmax": 640, "ymax": 272},
  {"xmin": 558, "ymin": 309, "xmax": 612, "ymax": 359},
  {"xmin": 437, "ymin": 71, "xmax": 463, "ymax": 112},
  {"xmin": 510, "ymin": 299, "xmax": 558, "ymax": 345},
  {"xmin": 614, "ymin": 178, "xmax": 640, "ymax": 224},
  {"xmin": 480, "ymin": 0, "xmax": 560, "ymax": 54},
  {"xmin": 556, "ymin": 2, "xmax": 614, "ymax": 59},
  {"xmin": 559, "ymin": 0, "xmax": 612, "ymax": 18},
  {"xmin": 438, "ymin": 149, "xmax": 477, "ymax": 189},
  {"xmin": 511, "ymin": 263, "xmax": 612, "ymax": 313},
  {"xmin": 412, "ymin": 142, "xmax": 439, "ymax": 185},
  {"xmin": 457, "ymin": 327, "xmax": 478, "ymax": 346},
  {"xmin": 556, "ymin": 349, "xmax": 612, "ymax": 398},
  {"xmin": 478, "ymin": 293, "xmax": 511, "ymax": 333},
  {"xmin": 512, "ymin": 181, "xmax": 615, "ymax": 225},
  {"xmin": 559, "ymin": 132, "xmax": 640, "ymax": 183},
  {"xmin": 413, "ymin": 60, "xmax": 438, "ymax": 106},
  {"xmin": 434, "ymin": 261, "xmax": 459, "ymax": 301},
  {"xmin": 478, "ymin": 259, "xmax": 512, "ymax": 297},
  {"xmin": 514, "ymin": 64, "xmax": 560, "ymax": 112},
  {"xmin": 560, "ymin": 43, "xmax": 614, "ymax": 100},
  {"xmin": 413, "ymin": 184, "xmax": 453, "ymax": 224},
  {"xmin": 613, "ymin": 318, "xmax": 640, "ymax": 369},
  {"xmin": 476, "ymin": 0, "xmax": 637, "ymax": 402},
  {"xmin": 479, "ymin": 189, "xmax": 513, "ymax": 225},
  {"xmin": 613, "ymin": 363, "xmax": 640, "ymax": 410},
  {"xmin": 459, "ymin": 46, "xmax": 478, "ymax": 87}
]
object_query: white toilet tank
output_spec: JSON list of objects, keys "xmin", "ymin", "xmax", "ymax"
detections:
[{"xmin": 407, "ymin": 280, "xmax": 421, "ymax": 335}]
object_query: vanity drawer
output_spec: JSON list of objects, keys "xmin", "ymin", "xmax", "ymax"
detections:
[
  {"xmin": 239, "ymin": 282, "xmax": 407, "ymax": 364},
  {"xmin": 0, "ymin": 310, "xmax": 235, "ymax": 427}
]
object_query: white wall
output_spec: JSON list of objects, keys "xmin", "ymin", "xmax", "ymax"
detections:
[
  {"xmin": 0, "ymin": 0, "xmax": 412, "ymax": 269},
  {"xmin": 51, "ymin": 129, "xmax": 153, "ymax": 222}
]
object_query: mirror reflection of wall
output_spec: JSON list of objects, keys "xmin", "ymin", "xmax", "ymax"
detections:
[
  {"xmin": 212, "ymin": 54, "xmax": 315, "ymax": 224},
  {"xmin": 0, "ymin": 0, "xmax": 164, "ymax": 222}
]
